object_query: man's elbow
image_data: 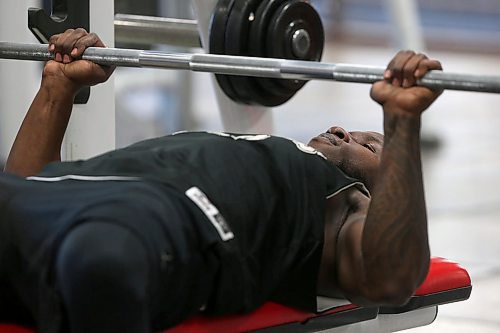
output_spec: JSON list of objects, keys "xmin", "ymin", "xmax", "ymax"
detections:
[{"xmin": 361, "ymin": 259, "xmax": 431, "ymax": 307}]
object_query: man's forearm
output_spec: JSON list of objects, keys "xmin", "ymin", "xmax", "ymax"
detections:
[
  {"xmin": 4, "ymin": 79, "xmax": 77, "ymax": 177},
  {"xmin": 362, "ymin": 110, "xmax": 430, "ymax": 298}
]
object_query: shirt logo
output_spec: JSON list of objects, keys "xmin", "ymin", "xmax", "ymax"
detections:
[
  {"xmin": 208, "ymin": 131, "xmax": 271, "ymax": 141},
  {"xmin": 185, "ymin": 187, "xmax": 234, "ymax": 241}
]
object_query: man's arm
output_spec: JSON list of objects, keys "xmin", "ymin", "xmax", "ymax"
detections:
[
  {"xmin": 334, "ymin": 52, "xmax": 442, "ymax": 306},
  {"xmin": 4, "ymin": 29, "xmax": 114, "ymax": 177}
]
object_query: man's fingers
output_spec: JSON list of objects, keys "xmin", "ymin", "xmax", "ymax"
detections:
[
  {"xmin": 72, "ymin": 33, "xmax": 103, "ymax": 58},
  {"xmin": 51, "ymin": 29, "xmax": 75, "ymax": 62},
  {"xmin": 48, "ymin": 33, "xmax": 62, "ymax": 52},
  {"xmin": 386, "ymin": 51, "xmax": 443, "ymax": 89},
  {"xmin": 414, "ymin": 59, "xmax": 443, "ymax": 78},
  {"xmin": 50, "ymin": 28, "xmax": 91, "ymax": 63},
  {"xmin": 402, "ymin": 53, "xmax": 427, "ymax": 87},
  {"xmin": 386, "ymin": 50, "xmax": 415, "ymax": 87}
]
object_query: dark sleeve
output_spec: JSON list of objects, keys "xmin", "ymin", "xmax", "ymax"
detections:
[{"xmin": 271, "ymin": 243, "xmax": 323, "ymax": 312}]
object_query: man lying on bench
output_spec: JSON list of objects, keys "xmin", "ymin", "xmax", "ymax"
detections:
[{"xmin": 0, "ymin": 29, "xmax": 443, "ymax": 333}]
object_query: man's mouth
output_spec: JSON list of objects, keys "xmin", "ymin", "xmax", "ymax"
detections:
[{"xmin": 318, "ymin": 133, "xmax": 338, "ymax": 145}]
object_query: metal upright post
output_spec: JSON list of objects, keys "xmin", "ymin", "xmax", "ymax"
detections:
[
  {"xmin": 63, "ymin": 0, "xmax": 116, "ymax": 160},
  {"xmin": 191, "ymin": 0, "xmax": 275, "ymax": 134},
  {"xmin": 385, "ymin": 0, "xmax": 440, "ymax": 146},
  {"xmin": 384, "ymin": 0, "xmax": 426, "ymax": 51},
  {"xmin": 159, "ymin": 1, "xmax": 197, "ymax": 131},
  {"xmin": 0, "ymin": 0, "xmax": 42, "ymax": 165}
]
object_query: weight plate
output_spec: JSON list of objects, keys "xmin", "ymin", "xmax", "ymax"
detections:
[
  {"xmin": 248, "ymin": 0, "xmax": 298, "ymax": 105},
  {"xmin": 209, "ymin": 0, "xmax": 241, "ymax": 103},
  {"xmin": 225, "ymin": 0, "xmax": 268, "ymax": 105},
  {"xmin": 267, "ymin": 0, "xmax": 324, "ymax": 61},
  {"xmin": 267, "ymin": 0, "xmax": 324, "ymax": 92},
  {"xmin": 210, "ymin": 0, "xmax": 325, "ymax": 107},
  {"xmin": 248, "ymin": 0, "xmax": 287, "ymax": 58}
]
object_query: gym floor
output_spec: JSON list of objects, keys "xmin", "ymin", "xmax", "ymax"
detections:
[{"xmin": 185, "ymin": 43, "xmax": 500, "ymax": 333}]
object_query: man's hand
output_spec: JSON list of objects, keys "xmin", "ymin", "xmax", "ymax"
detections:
[
  {"xmin": 370, "ymin": 51, "xmax": 443, "ymax": 116},
  {"xmin": 43, "ymin": 28, "xmax": 115, "ymax": 94}
]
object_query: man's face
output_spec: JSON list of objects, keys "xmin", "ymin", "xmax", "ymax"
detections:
[{"xmin": 308, "ymin": 126, "xmax": 384, "ymax": 192}]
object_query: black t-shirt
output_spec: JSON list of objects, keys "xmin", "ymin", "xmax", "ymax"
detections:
[{"xmin": 2, "ymin": 132, "xmax": 366, "ymax": 318}]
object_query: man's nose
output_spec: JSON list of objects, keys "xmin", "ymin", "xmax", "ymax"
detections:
[{"xmin": 328, "ymin": 126, "xmax": 351, "ymax": 143}]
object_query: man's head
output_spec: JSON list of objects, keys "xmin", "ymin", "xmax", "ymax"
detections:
[{"xmin": 308, "ymin": 127, "xmax": 384, "ymax": 192}]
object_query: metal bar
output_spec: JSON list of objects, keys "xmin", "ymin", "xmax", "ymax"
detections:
[
  {"xmin": 1, "ymin": 42, "xmax": 500, "ymax": 94},
  {"xmin": 114, "ymin": 14, "xmax": 201, "ymax": 48}
]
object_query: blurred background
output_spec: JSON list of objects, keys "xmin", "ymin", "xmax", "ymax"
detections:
[{"xmin": 2, "ymin": 0, "xmax": 500, "ymax": 331}]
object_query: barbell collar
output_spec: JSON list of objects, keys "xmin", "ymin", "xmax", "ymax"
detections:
[{"xmin": 1, "ymin": 42, "xmax": 500, "ymax": 94}]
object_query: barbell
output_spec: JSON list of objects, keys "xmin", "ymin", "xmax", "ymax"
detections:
[
  {"xmin": 4, "ymin": 0, "xmax": 500, "ymax": 107},
  {"xmin": 1, "ymin": 41, "xmax": 500, "ymax": 95}
]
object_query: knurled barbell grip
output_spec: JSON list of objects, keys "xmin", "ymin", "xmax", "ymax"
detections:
[
  {"xmin": 330, "ymin": 64, "xmax": 500, "ymax": 93},
  {"xmin": 0, "ymin": 42, "xmax": 142, "ymax": 67},
  {"xmin": 1, "ymin": 42, "xmax": 500, "ymax": 94}
]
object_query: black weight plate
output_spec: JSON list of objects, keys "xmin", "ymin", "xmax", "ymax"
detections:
[
  {"xmin": 268, "ymin": 0, "xmax": 324, "ymax": 61},
  {"xmin": 248, "ymin": 0, "xmax": 298, "ymax": 105},
  {"xmin": 267, "ymin": 0, "xmax": 324, "ymax": 92},
  {"xmin": 209, "ymin": 0, "xmax": 241, "ymax": 103},
  {"xmin": 224, "ymin": 0, "xmax": 268, "ymax": 105},
  {"xmin": 248, "ymin": 0, "xmax": 287, "ymax": 57},
  {"xmin": 250, "ymin": 0, "xmax": 323, "ymax": 103}
]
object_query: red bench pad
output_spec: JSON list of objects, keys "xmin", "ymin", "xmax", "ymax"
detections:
[
  {"xmin": 415, "ymin": 257, "xmax": 471, "ymax": 295},
  {"xmin": 0, "ymin": 257, "xmax": 472, "ymax": 333}
]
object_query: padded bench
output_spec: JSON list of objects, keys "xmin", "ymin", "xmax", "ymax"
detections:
[{"xmin": 0, "ymin": 257, "xmax": 471, "ymax": 333}]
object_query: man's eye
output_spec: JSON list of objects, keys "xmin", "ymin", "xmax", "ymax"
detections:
[{"xmin": 364, "ymin": 144, "xmax": 375, "ymax": 153}]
